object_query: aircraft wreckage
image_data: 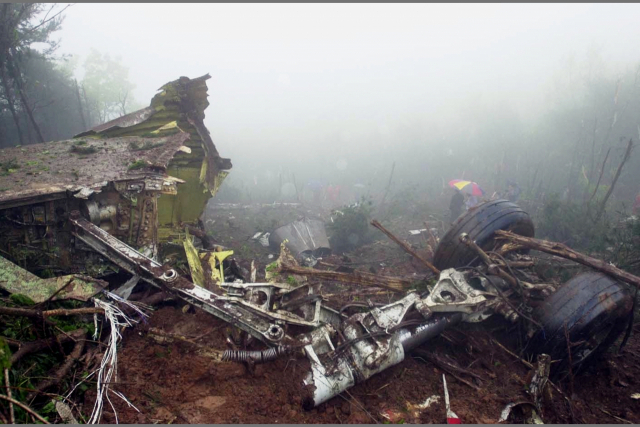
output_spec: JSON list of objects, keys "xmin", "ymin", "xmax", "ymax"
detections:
[{"xmin": 0, "ymin": 74, "xmax": 637, "ymax": 413}]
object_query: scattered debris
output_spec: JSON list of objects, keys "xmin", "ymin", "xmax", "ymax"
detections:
[
  {"xmin": 259, "ymin": 232, "xmax": 270, "ymax": 247},
  {"xmin": 528, "ymin": 354, "xmax": 551, "ymax": 417},
  {"xmin": 407, "ymin": 394, "xmax": 441, "ymax": 419},
  {"xmin": 443, "ymin": 374, "xmax": 460, "ymax": 424}
]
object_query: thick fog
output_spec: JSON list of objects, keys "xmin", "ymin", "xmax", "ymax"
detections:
[{"xmin": 53, "ymin": 3, "xmax": 640, "ymax": 204}]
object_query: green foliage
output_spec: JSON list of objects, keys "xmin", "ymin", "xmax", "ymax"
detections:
[
  {"xmin": 138, "ymin": 129, "xmax": 180, "ymax": 139},
  {"xmin": 0, "ymin": 158, "xmax": 20, "ymax": 172},
  {"xmin": 327, "ymin": 198, "xmax": 376, "ymax": 253},
  {"xmin": 265, "ymin": 262, "xmax": 279, "ymax": 273},
  {"xmin": 0, "ymin": 296, "xmax": 97, "ymax": 422},
  {"xmin": 40, "ymin": 400, "xmax": 57, "ymax": 415},
  {"xmin": 128, "ymin": 159, "xmax": 149, "ymax": 170},
  {"xmin": 0, "ymin": 337, "xmax": 12, "ymax": 369},
  {"xmin": 10, "ymin": 294, "xmax": 36, "ymax": 306}
]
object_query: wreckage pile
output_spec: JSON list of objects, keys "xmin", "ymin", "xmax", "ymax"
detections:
[{"xmin": 1, "ymin": 75, "xmax": 640, "ymax": 425}]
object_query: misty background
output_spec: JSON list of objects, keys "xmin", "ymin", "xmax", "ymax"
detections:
[{"xmin": 3, "ymin": 3, "xmax": 640, "ymax": 213}]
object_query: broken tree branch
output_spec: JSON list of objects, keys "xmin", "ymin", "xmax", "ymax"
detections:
[
  {"xmin": 27, "ymin": 338, "xmax": 86, "ymax": 402},
  {"xmin": 495, "ymin": 242, "xmax": 526, "ymax": 257},
  {"xmin": 495, "ymin": 230, "xmax": 640, "ymax": 289},
  {"xmin": 0, "ymin": 394, "xmax": 49, "ymax": 424},
  {"xmin": 4, "ymin": 368, "xmax": 14, "ymax": 424},
  {"xmin": 379, "ymin": 162, "xmax": 395, "ymax": 210},
  {"xmin": 278, "ymin": 263, "xmax": 411, "ymax": 292},
  {"xmin": 588, "ymin": 147, "xmax": 611, "ymax": 204},
  {"xmin": 370, "ymin": 220, "xmax": 440, "ymax": 275},
  {"xmin": 9, "ymin": 328, "xmax": 87, "ymax": 365},
  {"xmin": 0, "ymin": 307, "xmax": 104, "ymax": 320},
  {"xmin": 413, "ymin": 349, "xmax": 485, "ymax": 383},
  {"xmin": 413, "ymin": 351, "xmax": 480, "ymax": 390}
]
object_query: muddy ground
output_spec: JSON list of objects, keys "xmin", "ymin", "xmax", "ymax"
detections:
[{"xmin": 88, "ymin": 202, "xmax": 640, "ymax": 424}]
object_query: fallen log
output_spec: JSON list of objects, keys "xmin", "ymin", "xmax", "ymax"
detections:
[
  {"xmin": 371, "ymin": 220, "xmax": 440, "ymax": 275},
  {"xmin": 495, "ymin": 230, "xmax": 640, "ymax": 289},
  {"xmin": 278, "ymin": 263, "xmax": 412, "ymax": 292}
]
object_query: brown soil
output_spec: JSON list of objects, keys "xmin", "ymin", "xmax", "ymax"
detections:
[
  {"xmin": 86, "ymin": 202, "xmax": 640, "ymax": 424},
  {"xmin": 89, "ymin": 303, "xmax": 640, "ymax": 424}
]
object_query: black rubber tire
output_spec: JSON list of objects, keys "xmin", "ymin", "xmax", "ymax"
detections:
[
  {"xmin": 528, "ymin": 272, "xmax": 633, "ymax": 379},
  {"xmin": 433, "ymin": 199, "xmax": 535, "ymax": 270}
]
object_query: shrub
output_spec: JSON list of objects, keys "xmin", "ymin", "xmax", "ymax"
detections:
[{"xmin": 327, "ymin": 198, "xmax": 376, "ymax": 253}]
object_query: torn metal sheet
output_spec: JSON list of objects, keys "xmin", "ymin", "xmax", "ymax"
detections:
[
  {"xmin": 184, "ymin": 229, "xmax": 206, "ymax": 287},
  {"xmin": 209, "ymin": 250, "xmax": 234, "ymax": 285},
  {"xmin": 528, "ymin": 353, "xmax": 551, "ymax": 414},
  {"xmin": 259, "ymin": 232, "xmax": 270, "ymax": 247},
  {"xmin": 269, "ymin": 217, "xmax": 331, "ymax": 261},
  {"xmin": 113, "ymin": 275, "xmax": 140, "ymax": 300},
  {"xmin": 75, "ymin": 74, "xmax": 232, "ymax": 193},
  {"xmin": 0, "ymin": 255, "xmax": 106, "ymax": 303},
  {"xmin": 409, "ymin": 228, "xmax": 428, "ymax": 235}
]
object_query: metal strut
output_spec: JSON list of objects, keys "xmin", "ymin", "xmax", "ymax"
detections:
[{"xmin": 69, "ymin": 211, "xmax": 292, "ymax": 345}]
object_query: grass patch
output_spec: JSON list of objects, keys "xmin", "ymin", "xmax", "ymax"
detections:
[{"xmin": 128, "ymin": 159, "xmax": 149, "ymax": 170}]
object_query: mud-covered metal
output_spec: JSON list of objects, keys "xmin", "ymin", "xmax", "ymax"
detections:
[
  {"xmin": 422, "ymin": 268, "xmax": 490, "ymax": 315},
  {"xmin": 0, "ymin": 74, "xmax": 236, "ymax": 279},
  {"xmin": 75, "ymin": 74, "xmax": 232, "ymax": 194},
  {"xmin": 0, "ymin": 132, "xmax": 190, "ymax": 209},
  {"xmin": 69, "ymin": 212, "xmax": 339, "ymax": 345}
]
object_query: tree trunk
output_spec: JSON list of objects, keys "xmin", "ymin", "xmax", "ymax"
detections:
[
  {"xmin": 74, "ymin": 78, "xmax": 87, "ymax": 130},
  {"xmin": 7, "ymin": 51, "xmax": 44, "ymax": 143},
  {"xmin": 81, "ymin": 83, "xmax": 93, "ymax": 126},
  {"xmin": 0, "ymin": 64, "xmax": 25, "ymax": 145}
]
